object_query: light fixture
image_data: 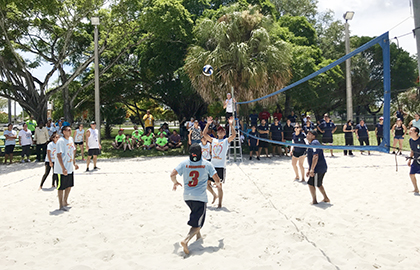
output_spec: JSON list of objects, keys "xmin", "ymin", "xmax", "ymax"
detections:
[
  {"xmin": 343, "ymin": 11, "xmax": 355, "ymax": 21},
  {"xmin": 91, "ymin": 17, "xmax": 100, "ymax": 26}
]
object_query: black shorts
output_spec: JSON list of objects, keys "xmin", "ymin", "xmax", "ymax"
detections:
[
  {"xmin": 210, "ymin": 167, "xmax": 226, "ymax": 183},
  {"xmin": 5, "ymin": 145, "xmax": 15, "ymax": 154},
  {"xmin": 292, "ymin": 150, "xmax": 306, "ymax": 158},
  {"xmin": 249, "ymin": 145, "xmax": 258, "ymax": 151},
  {"xmin": 359, "ymin": 137, "xmax": 369, "ymax": 146},
  {"xmin": 272, "ymin": 137, "xmax": 282, "ymax": 142},
  {"xmin": 116, "ymin": 141, "xmax": 123, "ymax": 147},
  {"xmin": 226, "ymin": 112, "xmax": 233, "ymax": 119},
  {"xmin": 75, "ymin": 141, "xmax": 83, "ymax": 145},
  {"xmin": 259, "ymin": 140, "xmax": 268, "ymax": 148},
  {"xmin": 88, "ymin": 148, "xmax": 101, "ymax": 156},
  {"xmin": 56, "ymin": 173, "xmax": 74, "ymax": 190},
  {"xmin": 308, "ymin": 173, "xmax": 326, "ymax": 187},
  {"xmin": 185, "ymin": 200, "xmax": 206, "ymax": 228},
  {"xmin": 322, "ymin": 137, "xmax": 333, "ymax": 144}
]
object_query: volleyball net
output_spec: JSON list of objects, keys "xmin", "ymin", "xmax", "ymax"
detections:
[{"xmin": 235, "ymin": 32, "xmax": 392, "ymax": 154}]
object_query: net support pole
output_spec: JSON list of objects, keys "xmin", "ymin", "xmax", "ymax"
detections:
[
  {"xmin": 231, "ymin": 86, "xmax": 236, "ymax": 162},
  {"xmin": 380, "ymin": 33, "xmax": 391, "ymax": 152}
]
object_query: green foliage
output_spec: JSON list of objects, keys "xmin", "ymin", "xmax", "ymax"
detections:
[
  {"xmin": 101, "ymin": 104, "xmax": 127, "ymax": 138},
  {"xmin": 0, "ymin": 98, "xmax": 7, "ymax": 110},
  {"xmin": 272, "ymin": 0, "xmax": 318, "ymax": 23},
  {"xmin": 278, "ymin": 15, "xmax": 317, "ymax": 46},
  {"xmin": 185, "ymin": 4, "xmax": 293, "ymax": 106}
]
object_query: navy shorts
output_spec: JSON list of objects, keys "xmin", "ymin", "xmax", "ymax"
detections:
[
  {"xmin": 259, "ymin": 140, "xmax": 268, "ymax": 148},
  {"xmin": 292, "ymin": 150, "xmax": 306, "ymax": 158},
  {"xmin": 249, "ymin": 145, "xmax": 258, "ymax": 151},
  {"xmin": 5, "ymin": 145, "xmax": 15, "ymax": 154},
  {"xmin": 308, "ymin": 172, "xmax": 326, "ymax": 187},
  {"xmin": 359, "ymin": 137, "xmax": 370, "ymax": 146},
  {"xmin": 410, "ymin": 161, "xmax": 420, "ymax": 174},
  {"xmin": 56, "ymin": 173, "xmax": 74, "ymax": 190},
  {"xmin": 394, "ymin": 135, "xmax": 404, "ymax": 140},
  {"xmin": 185, "ymin": 200, "xmax": 206, "ymax": 228},
  {"xmin": 75, "ymin": 141, "xmax": 83, "ymax": 145},
  {"xmin": 322, "ymin": 137, "xmax": 333, "ymax": 144}
]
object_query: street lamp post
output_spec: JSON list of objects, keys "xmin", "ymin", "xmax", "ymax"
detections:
[
  {"xmin": 91, "ymin": 17, "xmax": 101, "ymax": 142},
  {"xmin": 344, "ymin": 11, "xmax": 355, "ymax": 121}
]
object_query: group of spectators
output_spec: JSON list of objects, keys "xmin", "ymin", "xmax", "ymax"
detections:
[
  {"xmin": 3, "ymin": 116, "xmax": 72, "ymax": 164},
  {"xmin": 112, "ymin": 123, "xmax": 182, "ymax": 152}
]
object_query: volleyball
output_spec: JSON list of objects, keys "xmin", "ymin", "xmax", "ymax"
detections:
[{"xmin": 202, "ymin": 65, "xmax": 213, "ymax": 76}]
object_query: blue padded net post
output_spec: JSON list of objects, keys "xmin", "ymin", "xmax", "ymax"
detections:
[{"xmin": 380, "ymin": 33, "xmax": 391, "ymax": 153}]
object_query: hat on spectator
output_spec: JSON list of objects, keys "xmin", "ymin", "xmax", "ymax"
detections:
[
  {"xmin": 217, "ymin": 126, "xmax": 225, "ymax": 132},
  {"xmin": 379, "ymin": 116, "xmax": 384, "ymax": 120},
  {"xmin": 90, "ymin": 121, "xmax": 96, "ymax": 125}
]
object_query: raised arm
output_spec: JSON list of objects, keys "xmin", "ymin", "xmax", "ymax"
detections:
[{"xmin": 202, "ymin": 117, "xmax": 214, "ymax": 142}]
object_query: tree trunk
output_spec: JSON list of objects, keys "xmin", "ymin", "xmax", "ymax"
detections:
[{"xmin": 284, "ymin": 91, "xmax": 291, "ymax": 118}]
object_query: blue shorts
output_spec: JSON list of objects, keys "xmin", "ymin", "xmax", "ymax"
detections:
[
  {"xmin": 394, "ymin": 135, "xmax": 404, "ymax": 140},
  {"xmin": 410, "ymin": 161, "xmax": 420, "ymax": 175}
]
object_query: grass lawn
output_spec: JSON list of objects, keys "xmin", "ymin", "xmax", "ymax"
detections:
[{"xmin": 0, "ymin": 127, "xmax": 412, "ymax": 163}]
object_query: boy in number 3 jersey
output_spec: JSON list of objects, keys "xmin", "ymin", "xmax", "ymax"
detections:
[{"xmin": 170, "ymin": 144, "xmax": 221, "ymax": 255}]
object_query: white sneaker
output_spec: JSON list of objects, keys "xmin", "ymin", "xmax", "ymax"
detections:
[
  {"xmin": 21, "ymin": 160, "xmax": 25, "ymax": 163},
  {"xmin": 26, "ymin": 159, "xmax": 31, "ymax": 163}
]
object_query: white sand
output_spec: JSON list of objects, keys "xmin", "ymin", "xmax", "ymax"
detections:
[{"xmin": 1, "ymin": 152, "xmax": 420, "ymax": 270}]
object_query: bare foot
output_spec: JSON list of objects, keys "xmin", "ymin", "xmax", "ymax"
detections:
[
  {"xmin": 38, "ymin": 186, "xmax": 42, "ymax": 190},
  {"xmin": 212, "ymin": 195, "xmax": 218, "ymax": 204},
  {"xmin": 196, "ymin": 231, "xmax": 202, "ymax": 240},
  {"xmin": 410, "ymin": 190, "xmax": 419, "ymax": 193},
  {"xmin": 59, "ymin": 207, "xmax": 68, "ymax": 211},
  {"xmin": 217, "ymin": 204, "xmax": 222, "ymax": 208},
  {"xmin": 311, "ymin": 201, "xmax": 318, "ymax": 205},
  {"xmin": 181, "ymin": 240, "xmax": 189, "ymax": 254},
  {"xmin": 322, "ymin": 198, "xmax": 330, "ymax": 203}
]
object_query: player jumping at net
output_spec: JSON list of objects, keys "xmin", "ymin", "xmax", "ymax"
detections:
[
  {"xmin": 170, "ymin": 144, "xmax": 221, "ymax": 255},
  {"xmin": 408, "ymin": 127, "xmax": 420, "ymax": 194},
  {"xmin": 306, "ymin": 130, "xmax": 330, "ymax": 205},
  {"xmin": 202, "ymin": 116, "xmax": 236, "ymax": 208}
]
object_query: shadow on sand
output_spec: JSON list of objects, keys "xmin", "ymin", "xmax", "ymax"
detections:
[
  {"xmin": 173, "ymin": 238, "xmax": 224, "ymax": 258},
  {"xmin": 313, "ymin": 202, "xmax": 333, "ymax": 210}
]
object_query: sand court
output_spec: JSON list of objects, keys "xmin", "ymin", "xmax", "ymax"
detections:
[{"xmin": 1, "ymin": 153, "xmax": 420, "ymax": 269}]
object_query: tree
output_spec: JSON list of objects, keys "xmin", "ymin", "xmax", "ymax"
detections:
[
  {"xmin": 0, "ymin": 97, "xmax": 7, "ymax": 110},
  {"xmin": 102, "ymin": 104, "xmax": 126, "ymax": 139},
  {"xmin": 0, "ymin": 0, "xmax": 147, "ymax": 123},
  {"xmin": 184, "ymin": 4, "xmax": 293, "ymax": 106},
  {"xmin": 272, "ymin": 0, "xmax": 318, "ymax": 23}
]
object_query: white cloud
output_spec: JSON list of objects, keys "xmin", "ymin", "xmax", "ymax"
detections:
[{"xmin": 318, "ymin": 0, "xmax": 417, "ymax": 56}]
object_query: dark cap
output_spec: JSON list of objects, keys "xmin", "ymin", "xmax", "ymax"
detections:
[
  {"xmin": 189, "ymin": 143, "xmax": 202, "ymax": 162},
  {"xmin": 217, "ymin": 126, "xmax": 225, "ymax": 132}
]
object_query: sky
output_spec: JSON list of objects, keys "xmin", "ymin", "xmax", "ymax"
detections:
[
  {"xmin": 317, "ymin": 0, "xmax": 417, "ymax": 56},
  {"xmin": 2, "ymin": 0, "xmax": 419, "ymax": 116}
]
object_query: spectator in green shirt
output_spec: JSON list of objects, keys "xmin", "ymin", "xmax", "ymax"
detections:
[
  {"xmin": 157, "ymin": 127, "xmax": 168, "ymax": 137},
  {"xmin": 141, "ymin": 129, "xmax": 155, "ymax": 150},
  {"xmin": 112, "ymin": 129, "xmax": 126, "ymax": 150},
  {"xmin": 132, "ymin": 125, "xmax": 144, "ymax": 137},
  {"xmin": 123, "ymin": 134, "xmax": 133, "ymax": 151},
  {"xmin": 132, "ymin": 130, "xmax": 143, "ymax": 149},
  {"xmin": 156, "ymin": 132, "xmax": 169, "ymax": 151},
  {"xmin": 26, "ymin": 116, "xmax": 37, "ymax": 135}
]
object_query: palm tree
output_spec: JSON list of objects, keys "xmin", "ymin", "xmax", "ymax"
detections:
[{"xmin": 184, "ymin": 5, "xmax": 292, "ymax": 105}]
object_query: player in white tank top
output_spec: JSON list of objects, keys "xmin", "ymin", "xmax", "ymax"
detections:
[
  {"xmin": 73, "ymin": 124, "xmax": 85, "ymax": 161},
  {"xmin": 85, "ymin": 122, "xmax": 101, "ymax": 171},
  {"xmin": 202, "ymin": 116, "xmax": 236, "ymax": 208}
]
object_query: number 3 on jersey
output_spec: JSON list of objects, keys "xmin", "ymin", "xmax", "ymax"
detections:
[{"xmin": 188, "ymin": 170, "xmax": 200, "ymax": 187}]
